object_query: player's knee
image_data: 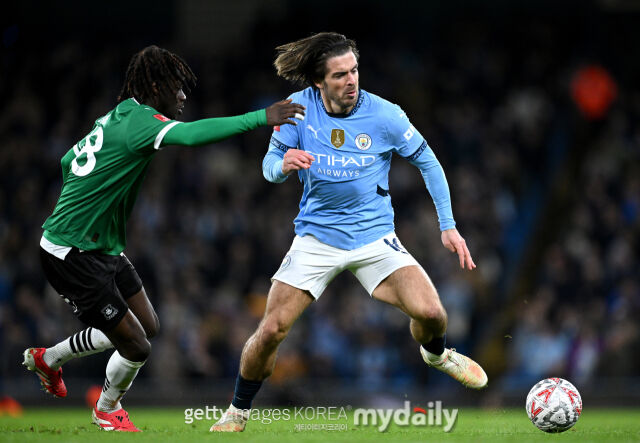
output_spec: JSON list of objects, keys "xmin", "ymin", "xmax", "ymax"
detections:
[
  {"xmin": 134, "ymin": 339, "xmax": 152, "ymax": 362},
  {"xmin": 259, "ymin": 318, "xmax": 290, "ymax": 346},
  {"xmin": 145, "ymin": 315, "xmax": 160, "ymax": 339},
  {"xmin": 413, "ymin": 303, "xmax": 447, "ymax": 328},
  {"xmin": 121, "ymin": 337, "xmax": 152, "ymax": 362}
]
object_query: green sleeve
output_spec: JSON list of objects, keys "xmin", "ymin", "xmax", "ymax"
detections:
[{"xmin": 162, "ymin": 109, "xmax": 267, "ymax": 147}]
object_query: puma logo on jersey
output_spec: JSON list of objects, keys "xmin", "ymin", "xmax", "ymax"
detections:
[{"xmin": 306, "ymin": 124, "xmax": 320, "ymax": 138}]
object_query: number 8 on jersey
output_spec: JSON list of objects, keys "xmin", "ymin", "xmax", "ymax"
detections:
[{"xmin": 71, "ymin": 127, "xmax": 104, "ymax": 177}]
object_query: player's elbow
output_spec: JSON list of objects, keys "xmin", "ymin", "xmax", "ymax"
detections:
[
  {"xmin": 262, "ymin": 167, "xmax": 276, "ymax": 183},
  {"xmin": 262, "ymin": 158, "xmax": 285, "ymax": 183}
]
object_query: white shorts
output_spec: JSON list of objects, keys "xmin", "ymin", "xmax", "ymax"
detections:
[{"xmin": 271, "ymin": 232, "xmax": 420, "ymax": 299}]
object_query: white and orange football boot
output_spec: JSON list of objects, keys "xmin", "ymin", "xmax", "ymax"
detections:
[
  {"xmin": 209, "ymin": 406, "xmax": 249, "ymax": 432},
  {"xmin": 421, "ymin": 346, "xmax": 488, "ymax": 389}
]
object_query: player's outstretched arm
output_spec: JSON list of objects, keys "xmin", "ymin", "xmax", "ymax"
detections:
[
  {"xmin": 162, "ymin": 99, "xmax": 305, "ymax": 148},
  {"xmin": 441, "ymin": 228, "xmax": 476, "ymax": 270}
]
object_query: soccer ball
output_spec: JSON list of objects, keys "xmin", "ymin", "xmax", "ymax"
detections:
[{"xmin": 525, "ymin": 377, "xmax": 582, "ymax": 433}]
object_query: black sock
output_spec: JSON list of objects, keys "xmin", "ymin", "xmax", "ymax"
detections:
[
  {"xmin": 423, "ymin": 334, "xmax": 446, "ymax": 356},
  {"xmin": 231, "ymin": 374, "xmax": 263, "ymax": 410}
]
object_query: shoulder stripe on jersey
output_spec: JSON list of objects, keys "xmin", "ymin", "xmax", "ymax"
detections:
[
  {"xmin": 270, "ymin": 136, "xmax": 294, "ymax": 152},
  {"xmin": 154, "ymin": 121, "xmax": 181, "ymax": 150},
  {"xmin": 405, "ymin": 140, "xmax": 428, "ymax": 162}
]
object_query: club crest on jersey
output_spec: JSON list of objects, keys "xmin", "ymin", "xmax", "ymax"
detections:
[
  {"xmin": 331, "ymin": 129, "xmax": 345, "ymax": 148},
  {"xmin": 355, "ymin": 133, "xmax": 372, "ymax": 150}
]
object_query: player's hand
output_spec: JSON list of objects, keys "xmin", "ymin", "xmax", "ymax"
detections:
[
  {"xmin": 441, "ymin": 228, "xmax": 476, "ymax": 270},
  {"xmin": 265, "ymin": 99, "xmax": 306, "ymax": 126},
  {"xmin": 282, "ymin": 149, "xmax": 314, "ymax": 175}
]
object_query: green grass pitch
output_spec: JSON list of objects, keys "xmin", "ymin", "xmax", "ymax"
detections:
[{"xmin": 1, "ymin": 407, "xmax": 639, "ymax": 442}]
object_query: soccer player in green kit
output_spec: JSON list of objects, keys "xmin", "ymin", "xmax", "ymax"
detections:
[{"xmin": 22, "ymin": 45, "xmax": 305, "ymax": 432}]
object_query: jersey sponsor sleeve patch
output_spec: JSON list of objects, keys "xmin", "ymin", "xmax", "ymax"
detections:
[
  {"xmin": 153, "ymin": 114, "xmax": 170, "ymax": 122},
  {"xmin": 127, "ymin": 107, "xmax": 177, "ymax": 154},
  {"xmin": 269, "ymin": 136, "xmax": 294, "ymax": 152}
]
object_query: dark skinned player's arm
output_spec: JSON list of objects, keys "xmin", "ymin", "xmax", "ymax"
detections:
[{"xmin": 162, "ymin": 110, "xmax": 267, "ymax": 147}]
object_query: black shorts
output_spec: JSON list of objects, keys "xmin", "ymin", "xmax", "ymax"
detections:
[{"xmin": 39, "ymin": 246, "xmax": 143, "ymax": 331}]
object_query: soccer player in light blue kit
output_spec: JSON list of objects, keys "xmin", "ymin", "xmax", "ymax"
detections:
[{"xmin": 212, "ymin": 32, "xmax": 487, "ymax": 432}]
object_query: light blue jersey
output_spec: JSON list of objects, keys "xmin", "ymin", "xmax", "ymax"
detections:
[{"xmin": 263, "ymin": 87, "xmax": 455, "ymax": 250}]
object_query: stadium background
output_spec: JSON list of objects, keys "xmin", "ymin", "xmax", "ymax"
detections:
[{"xmin": 1, "ymin": 0, "xmax": 638, "ymax": 411}]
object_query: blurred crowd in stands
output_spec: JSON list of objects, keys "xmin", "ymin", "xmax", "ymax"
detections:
[
  {"xmin": 1, "ymin": 5, "xmax": 638, "ymax": 403},
  {"xmin": 504, "ymin": 90, "xmax": 640, "ymax": 390}
]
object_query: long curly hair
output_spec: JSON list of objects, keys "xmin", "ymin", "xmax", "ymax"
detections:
[{"xmin": 117, "ymin": 45, "xmax": 196, "ymax": 104}]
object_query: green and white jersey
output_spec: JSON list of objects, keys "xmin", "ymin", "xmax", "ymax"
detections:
[{"xmin": 43, "ymin": 98, "xmax": 179, "ymax": 255}]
